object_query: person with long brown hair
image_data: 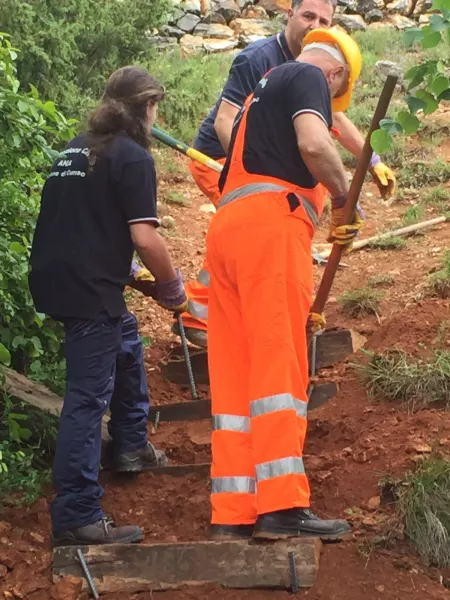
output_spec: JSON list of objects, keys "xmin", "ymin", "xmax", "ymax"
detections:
[{"xmin": 29, "ymin": 66, "xmax": 187, "ymax": 546}]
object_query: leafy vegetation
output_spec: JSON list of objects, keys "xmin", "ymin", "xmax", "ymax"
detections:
[
  {"xmin": 427, "ymin": 251, "xmax": 450, "ymax": 298},
  {"xmin": 356, "ymin": 349, "xmax": 450, "ymax": 411},
  {"xmin": 397, "ymin": 456, "xmax": 450, "ymax": 567},
  {"xmin": 371, "ymin": 0, "xmax": 450, "ymax": 153},
  {"xmin": 368, "ymin": 235, "xmax": 406, "ymax": 250}
]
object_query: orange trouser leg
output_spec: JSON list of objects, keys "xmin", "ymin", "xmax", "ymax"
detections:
[
  {"xmin": 207, "ymin": 193, "xmax": 313, "ymax": 524},
  {"xmin": 180, "ymin": 159, "xmax": 226, "ymax": 335}
]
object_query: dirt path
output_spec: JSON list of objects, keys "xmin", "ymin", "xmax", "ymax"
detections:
[{"xmin": 1, "ymin": 149, "xmax": 450, "ymax": 599}]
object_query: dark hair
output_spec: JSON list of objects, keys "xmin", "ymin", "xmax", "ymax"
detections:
[
  {"xmin": 292, "ymin": 0, "xmax": 337, "ymax": 10},
  {"xmin": 86, "ymin": 66, "xmax": 165, "ymax": 160}
]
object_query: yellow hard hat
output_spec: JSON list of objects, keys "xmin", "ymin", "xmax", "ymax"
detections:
[{"xmin": 301, "ymin": 27, "xmax": 362, "ymax": 112}]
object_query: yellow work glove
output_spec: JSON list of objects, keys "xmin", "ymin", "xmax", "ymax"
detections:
[
  {"xmin": 369, "ymin": 155, "xmax": 396, "ymax": 201},
  {"xmin": 135, "ymin": 267, "xmax": 155, "ymax": 282},
  {"xmin": 307, "ymin": 311, "xmax": 326, "ymax": 334},
  {"xmin": 327, "ymin": 198, "xmax": 365, "ymax": 253}
]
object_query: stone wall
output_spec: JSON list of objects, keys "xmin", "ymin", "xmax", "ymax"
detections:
[{"xmin": 151, "ymin": 0, "xmax": 435, "ymax": 54}]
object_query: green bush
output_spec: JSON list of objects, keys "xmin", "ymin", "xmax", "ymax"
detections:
[
  {"xmin": 150, "ymin": 49, "xmax": 233, "ymax": 143},
  {"xmin": 0, "ymin": 0, "xmax": 172, "ymax": 115},
  {"xmin": 0, "ymin": 33, "xmax": 74, "ymax": 385}
]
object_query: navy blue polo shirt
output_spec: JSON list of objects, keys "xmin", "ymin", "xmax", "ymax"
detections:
[
  {"xmin": 219, "ymin": 62, "xmax": 333, "ymax": 191},
  {"xmin": 193, "ymin": 31, "xmax": 294, "ymax": 160}
]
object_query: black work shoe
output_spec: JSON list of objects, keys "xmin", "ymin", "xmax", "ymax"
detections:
[
  {"xmin": 171, "ymin": 322, "xmax": 208, "ymax": 348},
  {"xmin": 253, "ymin": 508, "xmax": 352, "ymax": 542},
  {"xmin": 52, "ymin": 517, "xmax": 144, "ymax": 547},
  {"xmin": 210, "ymin": 524, "xmax": 254, "ymax": 541},
  {"xmin": 114, "ymin": 442, "xmax": 168, "ymax": 472}
]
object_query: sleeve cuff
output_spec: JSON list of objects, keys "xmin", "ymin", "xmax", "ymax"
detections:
[
  {"xmin": 127, "ymin": 217, "xmax": 160, "ymax": 227},
  {"xmin": 292, "ymin": 109, "xmax": 329, "ymax": 128}
]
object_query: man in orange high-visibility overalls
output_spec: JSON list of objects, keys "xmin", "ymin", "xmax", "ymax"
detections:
[{"xmin": 207, "ymin": 28, "xmax": 363, "ymax": 541}]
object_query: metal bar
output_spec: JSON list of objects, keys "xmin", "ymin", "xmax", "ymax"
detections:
[
  {"xmin": 176, "ymin": 312, "xmax": 199, "ymax": 401},
  {"xmin": 76, "ymin": 548, "xmax": 99, "ymax": 599}
]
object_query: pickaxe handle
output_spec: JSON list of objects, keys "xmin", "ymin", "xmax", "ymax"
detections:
[{"xmin": 310, "ymin": 74, "xmax": 399, "ymax": 318}]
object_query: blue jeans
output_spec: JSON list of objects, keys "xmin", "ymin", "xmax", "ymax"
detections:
[{"xmin": 51, "ymin": 312, "xmax": 149, "ymax": 532}]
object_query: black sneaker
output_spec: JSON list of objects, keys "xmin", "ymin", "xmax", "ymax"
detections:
[
  {"xmin": 52, "ymin": 517, "xmax": 143, "ymax": 548},
  {"xmin": 210, "ymin": 524, "xmax": 254, "ymax": 541},
  {"xmin": 114, "ymin": 442, "xmax": 168, "ymax": 472},
  {"xmin": 253, "ymin": 508, "xmax": 352, "ymax": 542}
]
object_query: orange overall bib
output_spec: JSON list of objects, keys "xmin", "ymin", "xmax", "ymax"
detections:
[{"xmin": 206, "ymin": 93, "xmax": 328, "ymax": 525}]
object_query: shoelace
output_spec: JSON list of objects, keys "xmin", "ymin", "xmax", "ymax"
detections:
[{"xmin": 101, "ymin": 517, "xmax": 116, "ymax": 534}]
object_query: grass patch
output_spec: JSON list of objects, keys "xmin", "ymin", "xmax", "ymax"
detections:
[
  {"xmin": 368, "ymin": 235, "xmax": 406, "ymax": 250},
  {"xmin": 165, "ymin": 191, "xmax": 191, "ymax": 207},
  {"xmin": 424, "ymin": 186, "xmax": 450, "ymax": 210},
  {"xmin": 368, "ymin": 274, "xmax": 395, "ymax": 287},
  {"xmin": 356, "ymin": 349, "xmax": 450, "ymax": 412},
  {"xmin": 402, "ymin": 205, "xmax": 425, "ymax": 225},
  {"xmin": 437, "ymin": 320, "xmax": 450, "ymax": 346},
  {"xmin": 397, "ymin": 456, "xmax": 450, "ymax": 567},
  {"xmin": 338, "ymin": 286, "xmax": 384, "ymax": 317},
  {"xmin": 399, "ymin": 159, "xmax": 450, "ymax": 190},
  {"xmin": 427, "ymin": 251, "xmax": 450, "ymax": 299}
]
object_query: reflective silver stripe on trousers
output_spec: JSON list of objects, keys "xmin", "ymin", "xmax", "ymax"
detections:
[
  {"xmin": 211, "ymin": 476, "xmax": 256, "ymax": 494},
  {"xmin": 250, "ymin": 393, "xmax": 308, "ymax": 420},
  {"xmin": 218, "ymin": 182, "xmax": 318, "ymax": 228},
  {"xmin": 197, "ymin": 269, "xmax": 210, "ymax": 287},
  {"xmin": 219, "ymin": 183, "xmax": 287, "ymax": 209},
  {"xmin": 256, "ymin": 457, "xmax": 305, "ymax": 482},
  {"xmin": 213, "ymin": 414, "xmax": 251, "ymax": 432},
  {"xmin": 187, "ymin": 299, "xmax": 208, "ymax": 319}
]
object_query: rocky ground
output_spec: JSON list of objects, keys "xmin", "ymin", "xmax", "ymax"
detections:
[
  {"xmin": 1, "ymin": 124, "xmax": 449, "ymax": 598},
  {"xmin": 153, "ymin": 0, "xmax": 437, "ymax": 55}
]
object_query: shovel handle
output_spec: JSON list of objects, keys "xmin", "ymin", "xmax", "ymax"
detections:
[{"xmin": 311, "ymin": 74, "xmax": 399, "ymax": 317}]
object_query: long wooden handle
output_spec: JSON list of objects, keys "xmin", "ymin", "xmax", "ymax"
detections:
[{"xmin": 311, "ymin": 74, "xmax": 399, "ymax": 316}]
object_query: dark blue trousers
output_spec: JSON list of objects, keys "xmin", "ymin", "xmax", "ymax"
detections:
[{"xmin": 51, "ymin": 312, "xmax": 149, "ymax": 532}]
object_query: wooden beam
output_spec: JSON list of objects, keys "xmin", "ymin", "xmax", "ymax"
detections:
[
  {"xmin": 53, "ymin": 538, "xmax": 321, "ymax": 593},
  {"xmin": 3, "ymin": 367, "xmax": 111, "ymax": 442},
  {"xmin": 148, "ymin": 382, "xmax": 338, "ymax": 423},
  {"xmin": 161, "ymin": 328, "xmax": 366, "ymax": 385}
]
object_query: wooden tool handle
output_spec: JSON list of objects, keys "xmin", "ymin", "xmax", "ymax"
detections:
[{"xmin": 311, "ymin": 74, "xmax": 399, "ymax": 316}]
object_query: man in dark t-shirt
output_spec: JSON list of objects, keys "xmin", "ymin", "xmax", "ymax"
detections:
[{"xmin": 206, "ymin": 29, "xmax": 362, "ymax": 541}]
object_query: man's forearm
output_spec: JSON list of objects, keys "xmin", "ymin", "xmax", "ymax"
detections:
[
  {"xmin": 214, "ymin": 101, "xmax": 240, "ymax": 154},
  {"xmin": 300, "ymin": 137, "xmax": 349, "ymax": 199},
  {"xmin": 333, "ymin": 112, "xmax": 365, "ymax": 158},
  {"xmin": 136, "ymin": 238, "xmax": 176, "ymax": 282}
]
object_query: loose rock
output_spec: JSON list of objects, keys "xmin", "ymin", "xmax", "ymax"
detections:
[
  {"xmin": 334, "ymin": 13, "xmax": 368, "ymax": 30},
  {"xmin": 229, "ymin": 17, "xmax": 280, "ymax": 37},
  {"xmin": 194, "ymin": 22, "xmax": 235, "ymax": 37},
  {"xmin": 366, "ymin": 8, "xmax": 384, "ymax": 21},
  {"xmin": 51, "ymin": 577, "xmax": 83, "ymax": 600},
  {"xmin": 177, "ymin": 13, "xmax": 202, "ymax": 32},
  {"xmin": 211, "ymin": 0, "xmax": 241, "ymax": 22},
  {"xmin": 388, "ymin": 14, "xmax": 417, "ymax": 27},
  {"xmin": 257, "ymin": 0, "xmax": 291, "ymax": 14}
]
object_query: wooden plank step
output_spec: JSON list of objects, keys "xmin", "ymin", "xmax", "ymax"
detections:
[
  {"xmin": 161, "ymin": 328, "xmax": 366, "ymax": 386},
  {"xmin": 53, "ymin": 538, "xmax": 321, "ymax": 593},
  {"xmin": 3, "ymin": 367, "xmax": 112, "ymax": 441},
  {"xmin": 149, "ymin": 382, "xmax": 338, "ymax": 423}
]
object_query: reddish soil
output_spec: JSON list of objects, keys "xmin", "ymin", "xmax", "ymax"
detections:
[{"xmin": 2, "ymin": 142, "xmax": 450, "ymax": 599}]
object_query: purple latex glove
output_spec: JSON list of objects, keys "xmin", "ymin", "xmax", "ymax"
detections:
[
  {"xmin": 370, "ymin": 153, "xmax": 382, "ymax": 168},
  {"xmin": 155, "ymin": 269, "xmax": 187, "ymax": 312},
  {"xmin": 129, "ymin": 260, "xmax": 143, "ymax": 279}
]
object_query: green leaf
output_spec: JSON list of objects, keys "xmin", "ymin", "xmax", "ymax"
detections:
[
  {"xmin": 438, "ymin": 88, "xmax": 450, "ymax": 100},
  {"xmin": 380, "ymin": 118, "xmax": 403, "ymax": 135},
  {"xmin": 397, "ymin": 111, "xmax": 421, "ymax": 135},
  {"xmin": 416, "ymin": 89, "xmax": 439, "ymax": 114},
  {"xmin": 0, "ymin": 343, "xmax": 11, "ymax": 365},
  {"xmin": 9, "ymin": 241, "xmax": 26, "ymax": 254},
  {"xmin": 406, "ymin": 95, "xmax": 428, "ymax": 113},
  {"xmin": 421, "ymin": 30, "xmax": 442, "ymax": 49},
  {"xmin": 432, "ymin": 0, "xmax": 450, "ymax": 9},
  {"xmin": 17, "ymin": 100, "xmax": 28, "ymax": 113},
  {"xmin": 429, "ymin": 14, "xmax": 448, "ymax": 31},
  {"xmin": 404, "ymin": 27, "xmax": 424, "ymax": 46},
  {"xmin": 429, "ymin": 75, "xmax": 449, "ymax": 97},
  {"xmin": 371, "ymin": 129, "xmax": 394, "ymax": 154}
]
